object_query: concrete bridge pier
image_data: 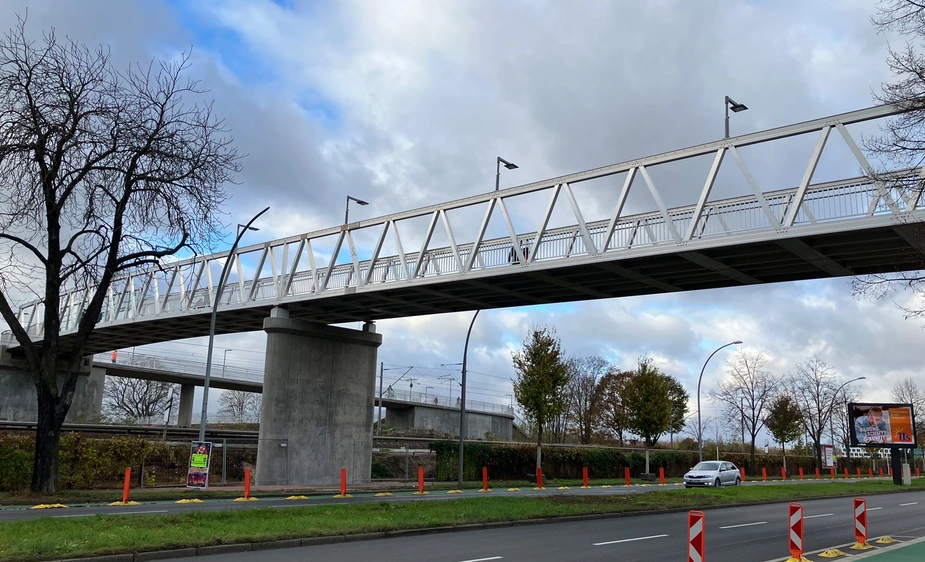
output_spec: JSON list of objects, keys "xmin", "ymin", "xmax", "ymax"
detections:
[
  {"xmin": 177, "ymin": 384, "xmax": 194, "ymax": 427},
  {"xmin": 256, "ymin": 307, "xmax": 381, "ymax": 486}
]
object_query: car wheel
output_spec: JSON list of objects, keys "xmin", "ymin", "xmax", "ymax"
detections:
[
  {"xmin": 735, "ymin": 477, "xmax": 741, "ymax": 486},
  {"xmin": 714, "ymin": 478, "xmax": 722, "ymax": 488}
]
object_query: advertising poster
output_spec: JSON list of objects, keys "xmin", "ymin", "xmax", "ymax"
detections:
[
  {"xmin": 848, "ymin": 403, "xmax": 917, "ymax": 448},
  {"xmin": 824, "ymin": 445, "xmax": 834, "ymax": 468},
  {"xmin": 187, "ymin": 441, "xmax": 212, "ymax": 488}
]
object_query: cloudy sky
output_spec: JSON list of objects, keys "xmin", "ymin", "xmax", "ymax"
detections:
[{"xmin": 3, "ymin": 0, "xmax": 923, "ymax": 441}]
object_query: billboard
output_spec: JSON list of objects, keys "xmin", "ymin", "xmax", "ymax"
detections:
[
  {"xmin": 847, "ymin": 403, "xmax": 917, "ymax": 448},
  {"xmin": 186, "ymin": 441, "xmax": 212, "ymax": 488}
]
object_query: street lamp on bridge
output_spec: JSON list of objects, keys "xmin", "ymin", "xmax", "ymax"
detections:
[
  {"xmin": 345, "ymin": 195, "xmax": 369, "ymax": 224},
  {"xmin": 495, "ymin": 157, "xmax": 518, "ymax": 191},
  {"xmin": 724, "ymin": 96, "xmax": 748, "ymax": 139}
]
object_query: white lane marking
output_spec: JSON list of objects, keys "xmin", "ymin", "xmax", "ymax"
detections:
[
  {"xmin": 113, "ymin": 510, "xmax": 168, "ymax": 515},
  {"xmin": 869, "ymin": 507, "xmax": 884, "ymax": 511},
  {"xmin": 805, "ymin": 513, "xmax": 834, "ymax": 519},
  {"xmin": 720, "ymin": 521, "xmax": 767, "ymax": 529},
  {"xmin": 594, "ymin": 534, "xmax": 669, "ymax": 546},
  {"xmin": 900, "ymin": 502, "xmax": 918, "ymax": 506},
  {"xmin": 458, "ymin": 558, "xmax": 502, "ymax": 562},
  {"xmin": 52, "ymin": 514, "xmax": 95, "ymax": 518}
]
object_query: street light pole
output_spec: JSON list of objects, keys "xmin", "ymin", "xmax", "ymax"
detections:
[
  {"xmin": 495, "ymin": 157, "xmax": 518, "ymax": 191},
  {"xmin": 199, "ymin": 207, "xmax": 269, "ymax": 444},
  {"xmin": 724, "ymin": 96, "xmax": 748, "ymax": 139},
  {"xmin": 458, "ymin": 310, "xmax": 480, "ymax": 486},
  {"xmin": 698, "ymin": 340, "xmax": 743, "ymax": 462},
  {"xmin": 221, "ymin": 349, "xmax": 233, "ymax": 380},
  {"xmin": 345, "ymin": 195, "xmax": 369, "ymax": 224}
]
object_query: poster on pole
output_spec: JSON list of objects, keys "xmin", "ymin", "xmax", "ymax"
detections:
[
  {"xmin": 847, "ymin": 403, "xmax": 917, "ymax": 448},
  {"xmin": 187, "ymin": 441, "xmax": 212, "ymax": 488},
  {"xmin": 823, "ymin": 445, "xmax": 835, "ymax": 468}
]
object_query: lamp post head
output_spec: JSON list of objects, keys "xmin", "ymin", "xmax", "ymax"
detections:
[
  {"xmin": 498, "ymin": 156, "xmax": 518, "ymax": 170},
  {"xmin": 732, "ymin": 340, "xmax": 743, "ymax": 345},
  {"xmin": 726, "ymin": 96, "xmax": 748, "ymax": 113},
  {"xmin": 347, "ymin": 195, "xmax": 369, "ymax": 206}
]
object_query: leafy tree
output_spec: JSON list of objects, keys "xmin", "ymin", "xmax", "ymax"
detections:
[
  {"xmin": 512, "ymin": 326, "xmax": 570, "ymax": 469},
  {"xmin": 596, "ymin": 368, "xmax": 632, "ymax": 445},
  {"xmin": 622, "ymin": 357, "xmax": 688, "ymax": 473},
  {"xmin": 102, "ymin": 377, "xmax": 174, "ymax": 422},
  {"xmin": 764, "ymin": 394, "xmax": 803, "ymax": 471},
  {"xmin": 0, "ymin": 19, "xmax": 241, "ymax": 492},
  {"xmin": 566, "ymin": 356, "xmax": 608, "ymax": 444},
  {"xmin": 708, "ymin": 350, "xmax": 781, "ymax": 475}
]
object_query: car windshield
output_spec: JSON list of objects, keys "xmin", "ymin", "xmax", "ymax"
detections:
[{"xmin": 692, "ymin": 462, "xmax": 720, "ymax": 471}]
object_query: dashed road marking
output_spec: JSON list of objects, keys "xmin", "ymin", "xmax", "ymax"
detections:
[
  {"xmin": 720, "ymin": 521, "xmax": 767, "ymax": 529},
  {"xmin": 805, "ymin": 513, "xmax": 834, "ymax": 519},
  {"xmin": 900, "ymin": 502, "xmax": 918, "ymax": 506},
  {"xmin": 594, "ymin": 534, "xmax": 668, "ymax": 546}
]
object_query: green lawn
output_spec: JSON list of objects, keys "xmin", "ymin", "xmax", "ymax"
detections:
[{"xmin": 1, "ymin": 480, "xmax": 922, "ymax": 561}]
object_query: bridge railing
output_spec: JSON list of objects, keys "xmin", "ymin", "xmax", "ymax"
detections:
[
  {"xmin": 15, "ymin": 103, "xmax": 925, "ymax": 338},
  {"xmin": 382, "ymin": 387, "xmax": 514, "ymax": 416},
  {"xmin": 95, "ymin": 351, "xmax": 264, "ymax": 384}
]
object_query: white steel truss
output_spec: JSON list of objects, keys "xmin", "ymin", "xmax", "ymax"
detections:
[{"xmin": 15, "ymin": 103, "xmax": 925, "ymax": 340}]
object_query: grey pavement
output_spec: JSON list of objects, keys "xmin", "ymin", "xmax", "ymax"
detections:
[{"xmin": 177, "ymin": 490, "xmax": 925, "ymax": 562}]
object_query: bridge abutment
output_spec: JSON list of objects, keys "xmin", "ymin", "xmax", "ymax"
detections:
[
  {"xmin": 177, "ymin": 384, "xmax": 194, "ymax": 427},
  {"xmin": 257, "ymin": 307, "xmax": 381, "ymax": 486}
]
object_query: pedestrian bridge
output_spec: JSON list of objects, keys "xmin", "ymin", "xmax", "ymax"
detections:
[{"xmin": 13, "ymin": 104, "xmax": 925, "ymax": 353}]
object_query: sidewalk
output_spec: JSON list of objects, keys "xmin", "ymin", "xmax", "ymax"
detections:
[{"xmin": 855, "ymin": 538, "xmax": 925, "ymax": 561}]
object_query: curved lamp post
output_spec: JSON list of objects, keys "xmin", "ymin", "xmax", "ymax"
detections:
[
  {"xmin": 698, "ymin": 340, "xmax": 743, "ymax": 462},
  {"xmin": 458, "ymin": 309, "xmax": 480, "ymax": 486},
  {"xmin": 198, "ymin": 207, "xmax": 269, "ymax": 444}
]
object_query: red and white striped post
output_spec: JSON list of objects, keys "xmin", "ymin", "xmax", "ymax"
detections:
[
  {"xmin": 782, "ymin": 467, "xmax": 787, "ymax": 481},
  {"xmin": 536, "ymin": 467, "xmax": 543, "ymax": 489},
  {"xmin": 688, "ymin": 510, "xmax": 705, "ymax": 562},
  {"xmin": 340, "ymin": 468, "xmax": 347, "ymax": 496},
  {"xmin": 416, "ymin": 466, "xmax": 426, "ymax": 494},
  {"xmin": 659, "ymin": 467, "xmax": 666, "ymax": 486},
  {"xmin": 789, "ymin": 503, "xmax": 804, "ymax": 561},
  {"xmin": 854, "ymin": 498, "xmax": 868, "ymax": 548}
]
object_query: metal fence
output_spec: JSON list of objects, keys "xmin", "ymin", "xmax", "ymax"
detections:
[{"xmin": 381, "ymin": 387, "xmax": 513, "ymax": 416}]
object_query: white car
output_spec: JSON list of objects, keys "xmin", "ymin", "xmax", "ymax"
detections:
[{"xmin": 684, "ymin": 461, "xmax": 741, "ymax": 488}]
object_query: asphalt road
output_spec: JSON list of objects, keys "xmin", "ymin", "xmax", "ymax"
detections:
[{"xmin": 179, "ymin": 490, "xmax": 925, "ymax": 562}]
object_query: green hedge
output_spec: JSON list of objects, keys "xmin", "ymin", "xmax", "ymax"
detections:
[
  {"xmin": 0, "ymin": 432, "xmax": 191, "ymax": 492},
  {"xmin": 429, "ymin": 441, "xmax": 856, "ymax": 481}
]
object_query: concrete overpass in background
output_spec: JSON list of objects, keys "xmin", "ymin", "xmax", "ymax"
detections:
[{"xmin": 8, "ymin": 103, "xmax": 925, "ymax": 486}]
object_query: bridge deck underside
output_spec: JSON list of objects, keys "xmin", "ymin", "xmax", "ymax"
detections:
[{"xmin": 67, "ymin": 223, "xmax": 925, "ymax": 354}]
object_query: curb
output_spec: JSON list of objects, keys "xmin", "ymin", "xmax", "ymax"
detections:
[{"xmin": 41, "ymin": 488, "xmax": 924, "ymax": 562}]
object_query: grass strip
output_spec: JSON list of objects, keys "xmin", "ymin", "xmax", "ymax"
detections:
[{"xmin": 1, "ymin": 480, "xmax": 922, "ymax": 562}]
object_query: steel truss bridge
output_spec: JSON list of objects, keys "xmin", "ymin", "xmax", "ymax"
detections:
[{"xmin": 14, "ymin": 104, "xmax": 925, "ymax": 353}]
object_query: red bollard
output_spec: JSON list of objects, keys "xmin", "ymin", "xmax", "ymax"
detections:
[
  {"xmin": 879, "ymin": 467, "xmax": 884, "ymax": 478},
  {"xmin": 340, "ymin": 468, "xmax": 347, "ymax": 496},
  {"xmin": 789, "ymin": 503, "xmax": 805, "ymax": 560},
  {"xmin": 799, "ymin": 467, "xmax": 804, "ymax": 480},
  {"xmin": 868, "ymin": 467, "xmax": 873, "ymax": 478},
  {"xmin": 536, "ymin": 467, "xmax": 543, "ymax": 489},
  {"xmin": 122, "ymin": 467, "xmax": 132, "ymax": 504},
  {"xmin": 418, "ymin": 466, "xmax": 425, "ymax": 494},
  {"xmin": 844, "ymin": 468, "xmax": 849, "ymax": 479},
  {"xmin": 482, "ymin": 466, "xmax": 489, "ymax": 491},
  {"xmin": 782, "ymin": 467, "xmax": 787, "ymax": 481},
  {"xmin": 830, "ymin": 468, "xmax": 835, "ymax": 480},
  {"xmin": 582, "ymin": 466, "xmax": 589, "ymax": 488},
  {"xmin": 740, "ymin": 467, "xmax": 746, "ymax": 482},
  {"xmin": 762, "ymin": 467, "xmax": 767, "ymax": 482},
  {"xmin": 815, "ymin": 467, "xmax": 821, "ymax": 480},
  {"xmin": 244, "ymin": 467, "xmax": 251, "ymax": 499},
  {"xmin": 659, "ymin": 467, "xmax": 665, "ymax": 485},
  {"xmin": 688, "ymin": 510, "xmax": 705, "ymax": 562},
  {"xmin": 857, "ymin": 467, "xmax": 861, "ymax": 479},
  {"xmin": 625, "ymin": 467, "xmax": 631, "ymax": 487},
  {"xmin": 854, "ymin": 498, "xmax": 868, "ymax": 548},
  {"xmin": 917, "ymin": 467, "xmax": 921, "ymax": 478}
]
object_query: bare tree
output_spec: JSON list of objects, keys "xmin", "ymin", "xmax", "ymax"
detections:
[
  {"xmin": 102, "ymin": 377, "xmax": 174, "ymax": 421},
  {"xmin": 707, "ymin": 350, "xmax": 781, "ymax": 475},
  {"xmin": 565, "ymin": 356, "xmax": 607, "ymax": 445},
  {"xmin": 596, "ymin": 368, "xmax": 632, "ymax": 446},
  {"xmin": 852, "ymin": 1, "xmax": 925, "ymax": 314},
  {"xmin": 892, "ymin": 377, "xmax": 925, "ymax": 445},
  {"xmin": 788, "ymin": 356, "xmax": 841, "ymax": 470},
  {"xmin": 0, "ymin": 19, "xmax": 241, "ymax": 492},
  {"xmin": 219, "ymin": 390, "xmax": 262, "ymax": 423}
]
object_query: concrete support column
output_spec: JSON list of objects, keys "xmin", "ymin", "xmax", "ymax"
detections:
[
  {"xmin": 257, "ymin": 307, "xmax": 382, "ymax": 486},
  {"xmin": 177, "ymin": 384, "xmax": 195, "ymax": 428}
]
